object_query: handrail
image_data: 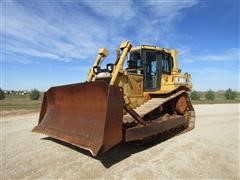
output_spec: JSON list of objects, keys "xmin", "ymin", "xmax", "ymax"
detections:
[
  {"xmin": 86, "ymin": 48, "xmax": 108, "ymax": 82},
  {"xmin": 109, "ymin": 41, "xmax": 132, "ymax": 85}
]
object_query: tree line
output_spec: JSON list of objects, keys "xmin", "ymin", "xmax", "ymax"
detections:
[
  {"xmin": 0, "ymin": 88, "xmax": 40, "ymax": 100},
  {"xmin": 0, "ymin": 88, "xmax": 238, "ymax": 101},
  {"xmin": 191, "ymin": 89, "xmax": 238, "ymax": 100}
]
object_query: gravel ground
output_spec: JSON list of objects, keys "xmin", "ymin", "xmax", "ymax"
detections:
[{"xmin": 1, "ymin": 104, "xmax": 239, "ymax": 179}]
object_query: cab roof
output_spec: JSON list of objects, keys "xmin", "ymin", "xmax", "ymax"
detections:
[{"xmin": 131, "ymin": 45, "xmax": 173, "ymax": 54}]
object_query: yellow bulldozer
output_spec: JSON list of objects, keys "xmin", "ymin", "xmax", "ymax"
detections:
[{"xmin": 33, "ymin": 41, "xmax": 195, "ymax": 156}]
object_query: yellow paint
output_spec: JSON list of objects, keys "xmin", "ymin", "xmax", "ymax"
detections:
[
  {"xmin": 87, "ymin": 41, "xmax": 192, "ymax": 108},
  {"xmin": 110, "ymin": 41, "xmax": 132, "ymax": 85},
  {"xmin": 86, "ymin": 48, "xmax": 108, "ymax": 82}
]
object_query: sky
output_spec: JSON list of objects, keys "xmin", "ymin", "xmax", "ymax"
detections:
[{"xmin": 1, "ymin": 0, "xmax": 240, "ymax": 91}]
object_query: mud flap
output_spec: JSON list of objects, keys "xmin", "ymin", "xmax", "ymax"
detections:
[{"xmin": 32, "ymin": 81, "xmax": 123, "ymax": 156}]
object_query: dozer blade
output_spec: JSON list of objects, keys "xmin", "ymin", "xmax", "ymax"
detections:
[{"xmin": 32, "ymin": 81, "xmax": 123, "ymax": 156}]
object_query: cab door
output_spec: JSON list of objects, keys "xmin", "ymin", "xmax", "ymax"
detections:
[{"xmin": 143, "ymin": 51, "xmax": 161, "ymax": 91}]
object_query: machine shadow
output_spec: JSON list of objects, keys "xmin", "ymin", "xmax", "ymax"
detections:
[{"xmin": 42, "ymin": 129, "xmax": 182, "ymax": 168}]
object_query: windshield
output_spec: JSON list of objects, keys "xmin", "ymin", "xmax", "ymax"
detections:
[
  {"xmin": 128, "ymin": 50, "xmax": 173, "ymax": 75},
  {"xmin": 161, "ymin": 53, "xmax": 173, "ymax": 73},
  {"xmin": 128, "ymin": 51, "xmax": 142, "ymax": 68}
]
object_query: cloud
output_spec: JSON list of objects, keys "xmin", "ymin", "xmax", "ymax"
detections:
[
  {"xmin": 144, "ymin": 0, "xmax": 199, "ymax": 21},
  {"xmin": 203, "ymin": 48, "xmax": 240, "ymax": 61},
  {"xmin": 180, "ymin": 48, "xmax": 240, "ymax": 63},
  {"xmin": 2, "ymin": 1, "xmax": 110, "ymax": 63},
  {"xmin": 127, "ymin": 1, "xmax": 199, "ymax": 46},
  {"xmin": 82, "ymin": 0, "xmax": 135, "ymax": 21},
  {"xmin": 6, "ymin": 44, "xmax": 61, "ymax": 60},
  {"xmin": 2, "ymin": 1, "xmax": 199, "ymax": 64}
]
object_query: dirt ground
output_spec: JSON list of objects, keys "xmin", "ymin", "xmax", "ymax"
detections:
[{"xmin": 1, "ymin": 104, "xmax": 239, "ymax": 179}]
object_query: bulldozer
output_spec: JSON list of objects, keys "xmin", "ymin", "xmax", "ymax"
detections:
[{"xmin": 33, "ymin": 41, "xmax": 195, "ymax": 156}]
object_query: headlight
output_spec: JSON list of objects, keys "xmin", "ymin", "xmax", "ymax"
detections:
[
  {"xmin": 93, "ymin": 66, "xmax": 101, "ymax": 74},
  {"xmin": 106, "ymin": 64, "xmax": 114, "ymax": 73}
]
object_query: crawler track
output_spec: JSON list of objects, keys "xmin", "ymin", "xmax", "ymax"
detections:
[{"xmin": 123, "ymin": 90, "xmax": 195, "ymax": 133}]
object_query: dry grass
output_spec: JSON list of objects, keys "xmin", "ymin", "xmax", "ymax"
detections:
[
  {"xmin": 192, "ymin": 99, "xmax": 240, "ymax": 104},
  {"xmin": 0, "ymin": 92, "xmax": 239, "ymax": 113},
  {"xmin": 1, "ymin": 94, "xmax": 42, "ymax": 112}
]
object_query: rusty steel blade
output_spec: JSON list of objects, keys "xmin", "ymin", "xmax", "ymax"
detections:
[{"xmin": 32, "ymin": 81, "xmax": 123, "ymax": 156}]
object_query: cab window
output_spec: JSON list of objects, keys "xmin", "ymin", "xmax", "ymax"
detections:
[
  {"xmin": 161, "ymin": 54, "xmax": 173, "ymax": 74},
  {"xmin": 128, "ymin": 51, "xmax": 141, "ymax": 68}
]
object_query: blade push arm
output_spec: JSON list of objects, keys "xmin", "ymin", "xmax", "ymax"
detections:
[
  {"xmin": 110, "ymin": 41, "xmax": 132, "ymax": 85},
  {"xmin": 87, "ymin": 48, "xmax": 108, "ymax": 82}
]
